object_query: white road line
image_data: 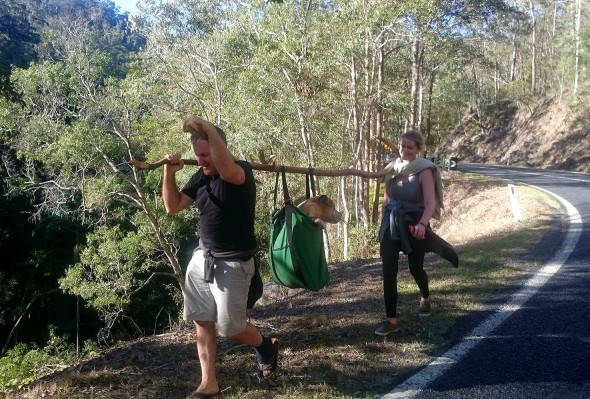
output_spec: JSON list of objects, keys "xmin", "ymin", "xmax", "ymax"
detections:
[
  {"xmin": 464, "ymin": 165, "xmax": 589, "ymax": 182},
  {"xmin": 519, "ymin": 171, "xmax": 589, "ymax": 182},
  {"xmin": 382, "ymin": 185, "xmax": 582, "ymax": 399}
]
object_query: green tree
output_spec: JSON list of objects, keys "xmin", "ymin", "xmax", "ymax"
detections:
[
  {"xmin": 0, "ymin": 0, "xmax": 40, "ymax": 100},
  {"xmin": 1, "ymin": 0, "xmax": 150, "ymax": 346},
  {"xmin": 3, "ymin": 0, "xmax": 583, "ymax": 353}
]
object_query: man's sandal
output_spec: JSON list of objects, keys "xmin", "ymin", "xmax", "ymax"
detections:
[{"xmin": 256, "ymin": 338, "xmax": 280, "ymax": 381}]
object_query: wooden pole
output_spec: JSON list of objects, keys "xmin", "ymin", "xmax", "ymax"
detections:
[{"xmin": 128, "ymin": 159, "xmax": 394, "ymax": 179}]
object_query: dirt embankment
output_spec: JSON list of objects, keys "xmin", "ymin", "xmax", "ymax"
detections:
[
  {"xmin": 6, "ymin": 172, "xmax": 559, "ymax": 399},
  {"xmin": 8, "ymin": 98, "xmax": 578, "ymax": 399},
  {"xmin": 435, "ymin": 98, "xmax": 590, "ymax": 173}
]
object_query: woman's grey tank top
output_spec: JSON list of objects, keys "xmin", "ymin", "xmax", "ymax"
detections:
[{"xmin": 387, "ymin": 174, "xmax": 423, "ymax": 205}]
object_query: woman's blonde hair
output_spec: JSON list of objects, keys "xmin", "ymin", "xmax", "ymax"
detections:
[{"xmin": 400, "ymin": 129, "xmax": 425, "ymax": 151}]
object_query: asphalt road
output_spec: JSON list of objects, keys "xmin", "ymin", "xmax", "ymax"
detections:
[{"xmin": 382, "ymin": 163, "xmax": 590, "ymax": 399}]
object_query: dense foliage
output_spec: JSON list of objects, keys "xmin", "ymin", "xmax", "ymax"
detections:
[{"xmin": 1, "ymin": 0, "xmax": 589, "ymax": 388}]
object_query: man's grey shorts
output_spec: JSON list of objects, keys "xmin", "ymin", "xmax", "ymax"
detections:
[{"xmin": 183, "ymin": 249, "xmax": 254, "ymax": 337}]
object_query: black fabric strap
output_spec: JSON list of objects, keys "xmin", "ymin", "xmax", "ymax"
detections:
[
  {"xmin": 306, "ymin": 167, "xmax": 316, "ymax": 199},
  {"xmin": 272, "ymin": 167, "xmax": 290, "ymax": 206},
  {"xmin": 273, "ymin": 167, "xmax": 292, "ymax": 207},
  {"xmin": 281, "ymin": 167, "xmax": 291, "ymax": 204},
  {"xmin": 273, "ymin": 170, "xmax": 279, "ymax": 208},
  {"xmin": 284, "ymin": 203, "xmax": 300, "ymax": 274},
  {"xmin": 199, "ymin": 240, "xmax": 257, "ymax": 283},
  {"xmin": 203, "ymin": 249, "xmax": 216, "ymax": 283}
]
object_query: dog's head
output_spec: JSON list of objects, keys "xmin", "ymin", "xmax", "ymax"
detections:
[{"xmin": 297, "ymin": 195, "xmax": 342, "ymax": 225}]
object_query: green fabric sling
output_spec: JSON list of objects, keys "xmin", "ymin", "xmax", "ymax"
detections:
[{"xmin": 269, "ymin": 168, "xmax": 329, "ymax": 291}]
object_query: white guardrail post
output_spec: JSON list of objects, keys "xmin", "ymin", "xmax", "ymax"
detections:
[{"xmin": 507, "ymin": 184, "xmax": 523, "ymax": 222}]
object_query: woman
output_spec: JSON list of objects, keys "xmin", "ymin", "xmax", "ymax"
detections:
[{"xmin": 374, "ymin": 130, "xmax": 446, "ymax": 336}]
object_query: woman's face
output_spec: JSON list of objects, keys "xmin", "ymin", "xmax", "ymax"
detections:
[{"xmin": 399, "ymin": 137, "xmax": 420, "ymax": 162}]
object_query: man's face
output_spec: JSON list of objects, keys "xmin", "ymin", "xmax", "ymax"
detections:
[{"xmin": 193, "ymin": 140, "xmax": 218, "ymax": 176}]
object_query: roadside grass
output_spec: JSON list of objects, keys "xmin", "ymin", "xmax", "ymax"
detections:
[
  {"xmin": 208, "ymin": 179, "xmax": 562, "ymax": 399},
  {"xmin": 6, "ymin": 174, "xmax": 564, "ymax": 399}
]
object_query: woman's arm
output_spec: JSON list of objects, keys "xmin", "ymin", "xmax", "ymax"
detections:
[
  {"xmin": 418, "ymin": 168, "xmax": 436, "ymax": 225},
  {"xmin": 409, "ymin": 167, "xmax": 435, "ymax": 239}
]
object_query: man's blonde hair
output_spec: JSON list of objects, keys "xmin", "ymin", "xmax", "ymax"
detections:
[{"xmin": 190, "ymin": 126, "xmax": 227, "ymax": 146}]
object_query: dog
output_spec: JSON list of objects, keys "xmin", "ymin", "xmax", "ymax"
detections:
[{"xmin": 297, "ymin": 195, "xmax": 342, "ymax": 228}]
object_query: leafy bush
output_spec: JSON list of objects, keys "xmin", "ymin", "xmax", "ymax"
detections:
[
  {"xmin": 0, "ymin": 327, "xmax": 77, "ymax": 394},
  {"xmin": 0, "ymin": 344, "xmax": 52, "ymax": 393}
]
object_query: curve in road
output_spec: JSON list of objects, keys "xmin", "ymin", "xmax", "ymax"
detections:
[{"xmin": 383, "ymin": 164, "xmax": 585, "ymax": 399}]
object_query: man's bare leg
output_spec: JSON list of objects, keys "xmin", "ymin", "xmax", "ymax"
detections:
[
  {"xmin": 231, "ymin": 322, "xmax": 263, "ymax": 346},
  {"xmin": 232, "ymin": 322, "xmax": 277, "ymax": 378},
  {"xmin": 194, "ymin": 321, "xmax": 220, "ymax": 394}
]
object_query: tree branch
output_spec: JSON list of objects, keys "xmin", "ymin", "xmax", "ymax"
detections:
[
  {"xmin": 2, "ymin": 289, "xmax": 60, "ymax": 356},
  {"xmin": 130, "ymin": 272, "xmax": 177, "ymax": 296},
  {"xmin": 127, "ymin": 158, "xmax": 394, "ymax": 179}
]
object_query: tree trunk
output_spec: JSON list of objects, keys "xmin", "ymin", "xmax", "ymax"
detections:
[
  {"xmin": 510, "ymin": 34, "xmax": 517, "ymax": 82},
  {"xmin": 359, "ymin": 30, "xmax": 372, "ymax": 228},
  {"xmin": 350, "ymin": 55, "xmax": 364, "ymax": 227},
  {"xmin": 529, "ymin": 0, "xmax": 537, "ymax": 93},
  {"xmin": 425, "ymin": 72, "xmax": 435, "ymax": 157},
  {"xmin": 131, "ymin": 180, "xmax": 185, "ymax": 289},
  {"xmin": 410, "ymin": 37, "xmax": 421, "ymax": 129},
  {"xmin": 574, "ymin": 0, "xmax": 581, "ymax": 95},
  {"xmin": 338, "ymin": 176, "xmax": 349, "ymax": 260},
  {"xmin": 372, "ymin": 35, "xmax": 385, "ymax": 224},
  {"xmin": 417, "ymin": 77, "xmax": 424, "ymax": 129},
  {"xmin": 553, "ymin": 0, "xmax": 558, "ymax": 35}
]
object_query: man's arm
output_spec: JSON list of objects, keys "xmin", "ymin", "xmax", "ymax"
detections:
[
  {"xmin": 183, "ymin": 116, "xmax": 245, "ymax": 185},
  {"xmin": 375, "ymin": 135, "xmax": 399, "ymax": 154},
  {"xmin": 162, "ymin": 154, "xmax": 195, "ymax": 214}
]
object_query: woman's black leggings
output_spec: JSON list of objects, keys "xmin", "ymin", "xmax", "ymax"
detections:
[{"xmin": 380, "ymin": 236, "xmax": 429, "ymax": 318}]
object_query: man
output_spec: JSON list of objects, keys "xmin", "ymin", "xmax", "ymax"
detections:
[{"xmin": 163, "ymin": 116, "xmax": 278, "ymax": 399}]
